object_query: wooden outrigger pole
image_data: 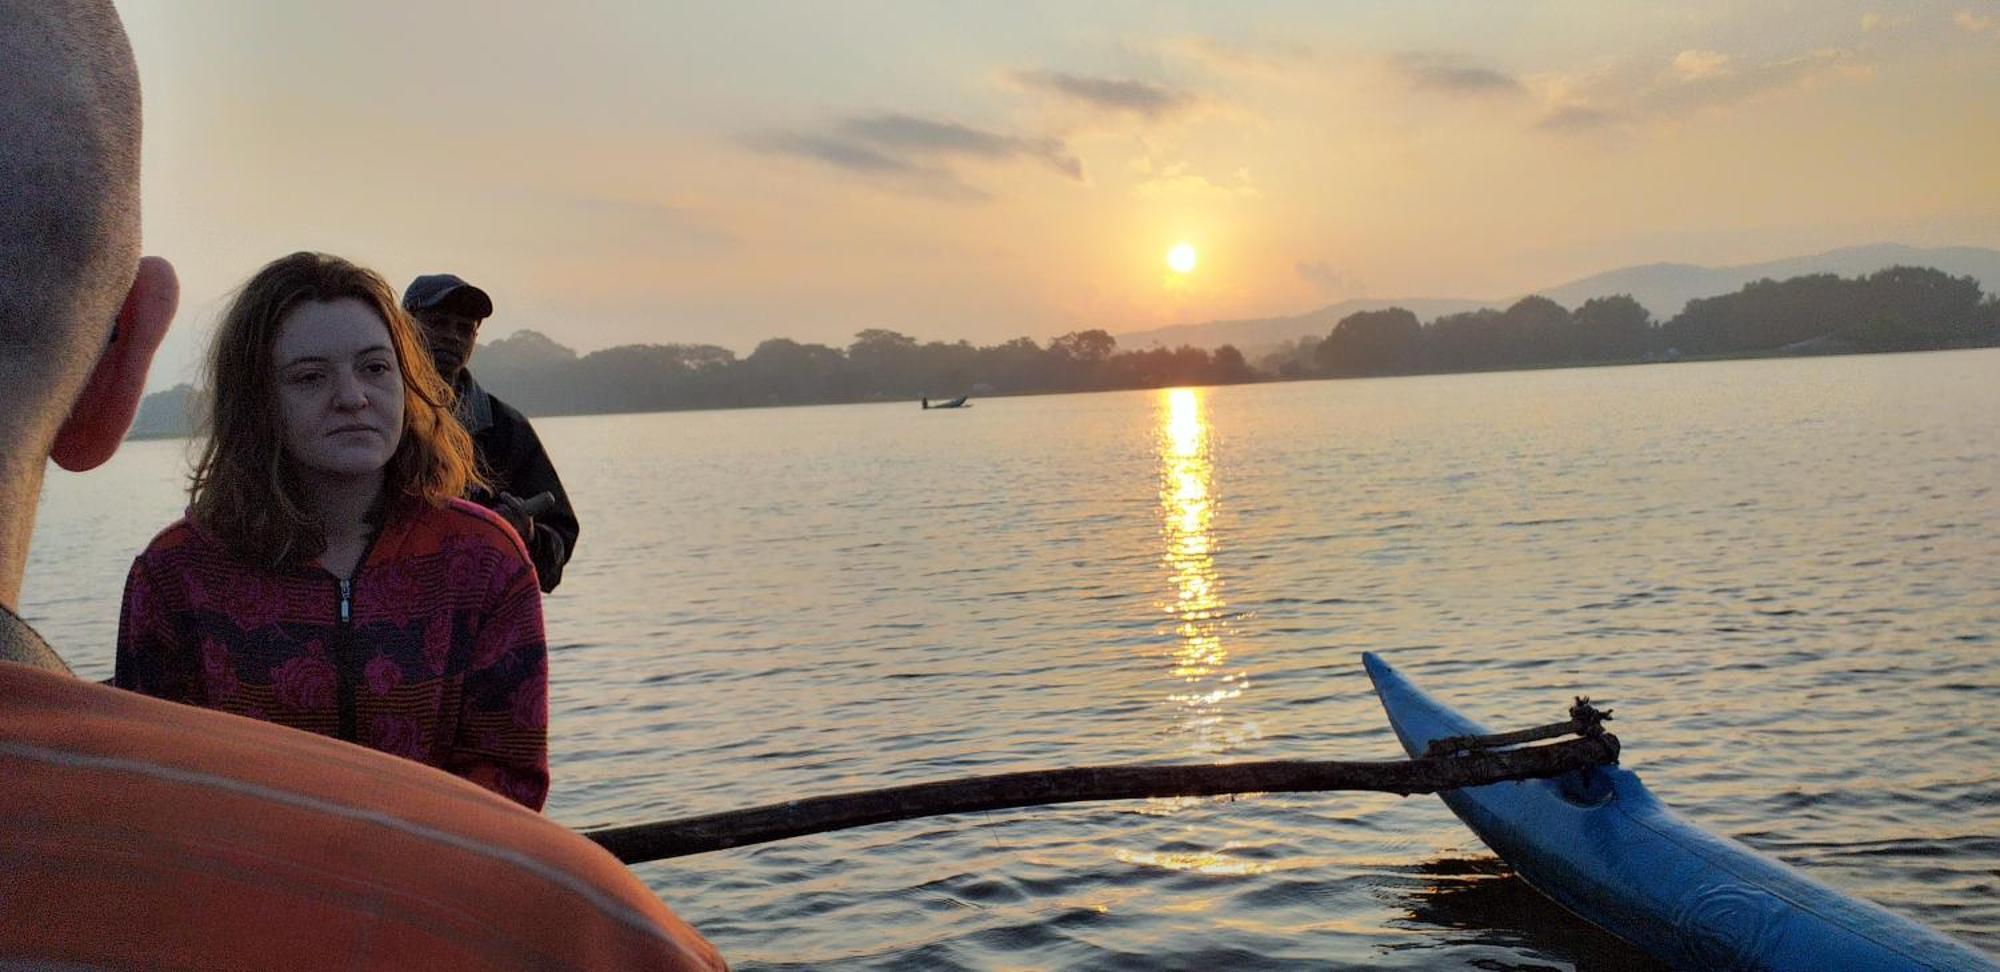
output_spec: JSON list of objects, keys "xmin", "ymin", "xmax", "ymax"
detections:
[{"xmin": 583, "ymin": 709, "xmax": 1618, "ymax": 865}]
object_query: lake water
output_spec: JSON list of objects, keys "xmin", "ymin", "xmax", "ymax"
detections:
[{"xmin": 25, "ymin": 349, "xmax": 2000, "ymax": 970}]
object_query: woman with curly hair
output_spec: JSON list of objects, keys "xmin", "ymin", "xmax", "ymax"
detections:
[{"xmin": 114, "ymin": 251, "xmax": 549, "ymax": 810}]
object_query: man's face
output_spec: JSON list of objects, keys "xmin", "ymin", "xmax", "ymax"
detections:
[{"xmin": 414, "ymin": 309, "xmax": 482, "ymax": 379}]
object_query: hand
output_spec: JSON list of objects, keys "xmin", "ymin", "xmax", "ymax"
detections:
[{"xmin": 495, "ymin": 491, "xmax": 554, "ymax": 540}]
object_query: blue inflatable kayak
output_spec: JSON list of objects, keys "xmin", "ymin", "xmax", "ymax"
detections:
[{"xmin": 1363, "ymin": 652, "xmax": 1997, "ymax": 971}]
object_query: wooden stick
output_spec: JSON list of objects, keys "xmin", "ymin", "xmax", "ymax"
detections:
[
  {"xmin": 583, "ymin": 733, "xmax": 1620, "ymax": 864},
  {"xmin": 1424, "ymin": 697, "xmax": 1614, "ymax": 757}
]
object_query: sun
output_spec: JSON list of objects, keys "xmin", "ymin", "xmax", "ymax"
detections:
[{"xmin": 1167, "ymin": 242, "xmax": 1198, "ymax": 274}]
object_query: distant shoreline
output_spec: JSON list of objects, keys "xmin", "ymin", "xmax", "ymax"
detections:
[
  {"xmin": 129, "ymin": 264, "xmax": 1999, "ymax": 439},
  {"xmin": 126, "ymin": 341, "xmax": 1997, "ymax": 441}
]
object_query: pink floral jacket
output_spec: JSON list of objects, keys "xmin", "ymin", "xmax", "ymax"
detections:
[{"xmin": 114, "ymin": 498, "xmax": 549, "ymax": 810}]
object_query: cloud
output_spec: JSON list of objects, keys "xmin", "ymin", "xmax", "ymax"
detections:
[
  {"xmin": 1671, "ymin": 49, "xmax": 1731, "ymax": 81},
  {"xmin": 752, "ymin": 132, "xmax": 923, "ymax": 175},
  {"xmin": 840, "ymin": 114, "xmax": 1082, "ymax": 179},
  {"xmin": 1537, "ymin": 105, "xmax": 1621, "ymax": 132},
  {"xmin": 1296, "ymin": 260, "xmax": 1344, "ymax": 292},
  {"xmin": 1955, "ymin": 9, "xmax": 1996, "ymax": 33},
  {"xmin": 1859, "ymin": 11, "xmax": 1913, "ymax": 31},
  {"xmin": 1164, "ymin": 36, "xmax": 1314, "ymax": 79},
  {"xmin": 1531, "ymin": 47, "xmax": 1864, "ymax": 135},
  {"xmin": 1639, "ymin": 48, "xmax": 1860, "ymax": 115},
  {"xmin": 746, "ymin": 131, "xmax": 989, "ymax": 201},
  {"xmin": 1129, "ymin": 159, "xmax": 1260, "ymax": 199},
  {"xmin": 1394, "ymin": 53, "xmax": 1525, "ymax": 96},
  {"xmin": 1009, "ymin": 69, "xmax": 1198, "ymax": 119},
  {"xmin": 747, "ymin": 112, "xmax": 1087, "ymax": 200}
]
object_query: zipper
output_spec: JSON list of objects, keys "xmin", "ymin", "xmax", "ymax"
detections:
[
  {"xmin": 334, "ymin": 574, "xmax": 358, "ymax": 743},
  {"xmin": 331, "ymin": 525, "xmax": 381, "ymax": 745}
]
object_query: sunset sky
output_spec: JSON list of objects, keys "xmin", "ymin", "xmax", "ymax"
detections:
[{"xmin": 117, "ymin": 1, "xmax": 2000, "ymax": 389}]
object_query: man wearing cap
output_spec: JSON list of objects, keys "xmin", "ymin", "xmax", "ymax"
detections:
[{"xmin": 404, "ymin": 274, "xmax": 580, "ymax": 593}]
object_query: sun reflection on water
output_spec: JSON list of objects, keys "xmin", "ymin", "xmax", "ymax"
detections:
[
  {"xmin": 1158, "ymin": 388, "xmax": 1255, "ymax": 755},
  {"xmin": 1113, "ymin": 848, "xmax": 1277, "ymax": 878}
]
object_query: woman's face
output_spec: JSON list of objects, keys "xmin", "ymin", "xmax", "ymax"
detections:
[{"xmin": 272, "ymin": 298, "xmax": 407, "ymax": 482}]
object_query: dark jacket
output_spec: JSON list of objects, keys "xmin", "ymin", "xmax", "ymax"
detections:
[{"xmin": 457, "ymin": 370, "xmax": 579, "ymax": 593}]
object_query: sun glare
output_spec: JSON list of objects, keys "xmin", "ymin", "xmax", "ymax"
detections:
[{"xmin": 1167, "ymin": 243, "xmax": 1198, "ymax": 275}]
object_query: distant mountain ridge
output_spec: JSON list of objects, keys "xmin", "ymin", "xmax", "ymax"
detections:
[
  {"xmin": 1116, "ymin": 243, "xmax": 2000, "ymax": 354},
  {"xmin": 1536, "ymin": 243, "xmax": 2000, "ymax": 319}
]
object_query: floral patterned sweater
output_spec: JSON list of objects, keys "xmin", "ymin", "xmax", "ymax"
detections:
[{"xmin": 114, "ymin": 498, "xmax": 549, "ymax": 810}]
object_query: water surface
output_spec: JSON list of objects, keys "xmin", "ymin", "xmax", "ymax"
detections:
[{"xmin": 27, "ymin": 349, "xmax": 2000, "ymax": 969}]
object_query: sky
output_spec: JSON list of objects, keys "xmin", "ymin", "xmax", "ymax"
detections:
[{"xmin": 116, "ymin": 1, "xmax": 2000, "ymax": 390}]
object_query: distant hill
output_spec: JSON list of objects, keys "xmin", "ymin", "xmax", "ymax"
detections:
[
  {"xmin": 128, "ymin": 383, "xmax": 197, "ymax": 441},
  {"xmin": 1533, "ymin": 243, "xmax": 2000, "ymax": 319},
  {"xmin": 1119, "ymin": 243, "xmax": 2000, "ymax": 352}
]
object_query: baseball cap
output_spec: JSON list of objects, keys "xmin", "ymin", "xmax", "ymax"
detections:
[{"xmin": 402, "ymin": 274, "xmax": 494, "ymax": 318}]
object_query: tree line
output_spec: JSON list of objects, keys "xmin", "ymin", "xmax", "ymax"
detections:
[
  {"xmin": 128, "ymin": 264, "xmax": 1999, "ymax": 436},
  {"xmin": 462, "ymin": 327, "xmax": 1257, "ymax": 416},
  {"xmin": 1268, "ymin": 265, "xmax": 1998, "ymax": 378},
  {"xmin": 128, "ymin": 328, "xmax": 1256, "ymax": 435}
]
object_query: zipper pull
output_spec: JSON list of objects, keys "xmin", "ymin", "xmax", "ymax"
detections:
[{"xmin": 339, "ymin": 578, "xmax": 352, "ymax": 624}]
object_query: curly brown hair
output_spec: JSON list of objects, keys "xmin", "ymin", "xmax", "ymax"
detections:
[{"xmin": 190, "ymin": 252, "xmax": 484, "ymax": 566}]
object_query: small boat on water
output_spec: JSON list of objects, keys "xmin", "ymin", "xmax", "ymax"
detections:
[
  {"xmin": 921, "ymin": 395, "xmax": 969, "ymax": 409},
  {"xmin": 1364, "ymin": 652, "xmax": 1997, "ymax": 972}
]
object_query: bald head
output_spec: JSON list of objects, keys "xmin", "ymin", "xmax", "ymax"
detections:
[{"xmin": 0, "ymin": 0, "xmax": 142, "ymax": 400}]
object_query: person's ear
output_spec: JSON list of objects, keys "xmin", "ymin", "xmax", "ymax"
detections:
[{"xmin": 51, "ymin": 256, "xmax": 179, "ymax": 472}]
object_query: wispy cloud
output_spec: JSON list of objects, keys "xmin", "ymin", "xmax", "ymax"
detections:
[
  {"xmin": 1129, "ymin": 158, "xmax": 1260, "ymax": 200},
  {"xmin": 747, "ymin": 112, "xmax": 1084, "ymax": 201},
  {"xmin": 1670, "ymin": 50, "xmax": 1731, "ymax": 81},
  {"xmin": 1536, "ymin": 104, "xmax": 1621, "ymax": 132},
  {"xmin": 1639, "ymin": 48, "xmax": 1861, "ymax": 115},
  {"xmin": 1532, "ymin": 47, "xmax": 1865, "ymax": 134},
  {"xmin": 1394, "ymin": 53, "xmax": 1525, "ymax": 96},
  {"xmin": 1009, "ymin": 69, "xmax": 1198, "ymax": 120},
  {"xmin": 1164, "ymin": 36, "xmax": 1314, "ymax": 79},
  {"xmin": 753, "ymin": 132, "xmax": 923, "ymax": 176},
  {"xmin": 1858, "ymin": 11, "xmax": 1917, "ymax": 31},
  {"xmin": 841, "ymin": 114, "xmax": 1081, "ymax": 179}
]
